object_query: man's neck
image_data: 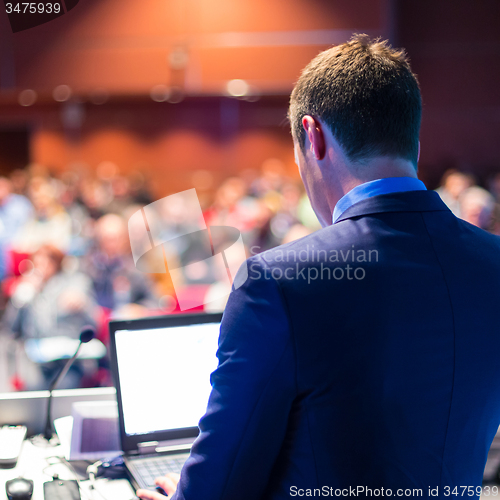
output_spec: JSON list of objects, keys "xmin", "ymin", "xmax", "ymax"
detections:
[
  {"xmin": 341, "ymin": 158, "xmax": 417, "ymax": 196},
  {"xmin": 318, "ymin": 156, "xmax": 418, "ymax": 226}
]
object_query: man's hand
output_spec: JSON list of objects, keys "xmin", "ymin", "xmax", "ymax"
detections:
[{"xmin": 136, "ymin": 473, "xmax": 180, "ymax": 499}]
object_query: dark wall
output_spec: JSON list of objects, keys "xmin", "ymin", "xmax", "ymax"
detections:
[
  {"xmin": 0, "ymin": 128, "xmax": 30, "ymax": 175},
  {"xmin": 398, "ymin": 0, "xmax": 500, "ymax": 187}
]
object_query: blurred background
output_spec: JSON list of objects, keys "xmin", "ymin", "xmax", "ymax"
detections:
[{"xmin": 0, "ymin": 0, "xmax": 499, "ymax": 392}]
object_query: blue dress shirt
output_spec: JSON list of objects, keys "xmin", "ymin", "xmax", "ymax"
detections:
[{"xmin": 332, "ymin": 176, "xmax": 427, "ymax": 223}]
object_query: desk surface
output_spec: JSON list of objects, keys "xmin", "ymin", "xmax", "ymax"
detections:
[
  {"xmin": 3, "ymin": 438, "xmax": 500, "ymax": 500},
  {"xmin": 2, "ymin": 384, "xmax": 500, "ymax": 500},
  {"xmin": 0, "ymin": 439, "xmax": 136, "ymax": 500}
]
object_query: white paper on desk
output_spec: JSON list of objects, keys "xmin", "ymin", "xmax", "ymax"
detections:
[
  {"xmin": 69, "ymin": 401, "xmax": 121, "ymax": 460},
  {"xmin": 54, "ymin": 415, "xmax": 74, "ymax": 460},
  {"xmin": 80, "ymin": 478, "xmax": 136, "ymax": 499}
]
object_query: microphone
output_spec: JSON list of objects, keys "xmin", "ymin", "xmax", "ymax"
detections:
[{"xmin": 38, "ymin": 327, "xmax": 96, "ymax": 445}]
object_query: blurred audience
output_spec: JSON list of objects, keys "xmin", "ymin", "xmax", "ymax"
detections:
[
  {"xmin": 3, "ymin": 244, "xmax": 97, "ymax": 339},
  {"xmin": 83, "ymin": 213, "xmax": 158, "ymax": 314},
  {"xmin": 459, "ymin": 186, "xmax": 495, "ymax": 230},
  {"xmin": 435, "ymin": 169, "xmax": 500, "ymax": 232},
  {"xmin": 0, "ymin": 159, "xmax": 318, "ymax": 391},
  {"xmin": 435, "ymin": 169, "xmax": 474, "ymax": 217},
  {"xmin": 2, "ymin": 245, "xmax": 99, "ymax": 390},
  {"xmin": 12, "ymin": 178, "xmax": 72, "ymax": 253},
  {"xmin": 0, "ymin": 177, "xmax": 33, "ymax": 279}
]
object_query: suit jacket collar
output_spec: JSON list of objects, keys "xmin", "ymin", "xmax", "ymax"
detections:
[{"xmin": 334, "ymin": 190, "xmax": 451, "ymax": 224}]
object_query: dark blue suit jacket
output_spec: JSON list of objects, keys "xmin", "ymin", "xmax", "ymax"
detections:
[{"xmin": 172, "ymin": 190, "xmax": 500, "ymax": 499}]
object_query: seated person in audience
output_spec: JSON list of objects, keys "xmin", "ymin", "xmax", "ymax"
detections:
[
  {"xmin": 204, "ymin": 177, "xmax": 256, "ymax": 232},
  {"xmin": 0, "ymin": 177, "xmax": 33, "ymax": 279},
  {"xmin": 104, "ymin": 175, "xmax": 135, "ymax": 216},
  {"xmin": 84, "ymin": 213, "xmax": 158, "ymax": 314},
  {"xmin": 2, "ymin": 244, "xmax": 98, "ymax": 389},
  {"xmin": 435, "ymin": 169, "xmax": 474, "ymax": 217},
  {"xmin": 11, "ymin": 178, "xmax": 72, "ymax": 254},
  {"xmin": 459, "ymin": 186, "xmax": 495, "ymax": 230}
]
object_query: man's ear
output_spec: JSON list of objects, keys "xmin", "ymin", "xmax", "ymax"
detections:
[
  {"xmin": 417, "ymin": 141, "xmax": 421, "ymax": 163},
  {"xmin": 302, "ymin": 116, "xmax": 326, "ymax": 161}
]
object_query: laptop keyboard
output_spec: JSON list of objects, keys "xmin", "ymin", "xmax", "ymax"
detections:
[{"xmin": 128, "ymin": 454, "xmax": 189, "ymax": 489}]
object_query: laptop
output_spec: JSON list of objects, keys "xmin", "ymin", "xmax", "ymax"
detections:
[{"xmin": 109, "ymin": 312, "xmax": 223, "ymax": 492}]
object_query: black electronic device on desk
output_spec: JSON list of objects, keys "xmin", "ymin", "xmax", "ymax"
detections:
[
  {"xmin": 43, "ymin": 478, "xmax": 80, "ymax": 500},
  {"xmin": 5, "ymin": 477, "xmax": 33, "ymax": 500}
]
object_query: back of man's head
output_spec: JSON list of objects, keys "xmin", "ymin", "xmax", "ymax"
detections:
[{"xmin": 289, "ymin": 34, "xmax": 422, "ymax": 168}]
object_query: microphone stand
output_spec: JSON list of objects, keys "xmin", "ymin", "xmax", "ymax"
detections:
[
  {"xmin": 32, "ymin": 327, "xmax": 95, "ymax": 447},
  {"xmin": 44, "ymin": 342, "xmax": 84, "ymax": 443}
]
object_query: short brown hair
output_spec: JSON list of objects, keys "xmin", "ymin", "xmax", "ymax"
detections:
[
  {"xmin": 34, "ymin": 244, "xmax": 65, "ymax": 272},
  {"xmin": 289, "ymin": 34, "xmax": 422, "ymax": 167}
]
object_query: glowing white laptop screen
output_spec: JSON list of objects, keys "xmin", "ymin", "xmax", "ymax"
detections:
[{"xmin": 114, "ymin": 322, "xmax": 220, "ymax": 436}]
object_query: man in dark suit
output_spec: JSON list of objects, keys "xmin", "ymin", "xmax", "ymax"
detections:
[{"xmin": 137, "ymin": 34, "xmax": 500, "ymax": 500}]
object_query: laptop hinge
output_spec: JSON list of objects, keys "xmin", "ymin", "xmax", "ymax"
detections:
[
  {"xmin": 137, "ymin": 441, "xmax": 159, "ymax": 455},
  {"xmin": 136, "ymin": 437, "xmax": 195, "ymax": 455},
  {"xmin": 155, "ymin": 443, "xmax": 192, "ymax": 453}
]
